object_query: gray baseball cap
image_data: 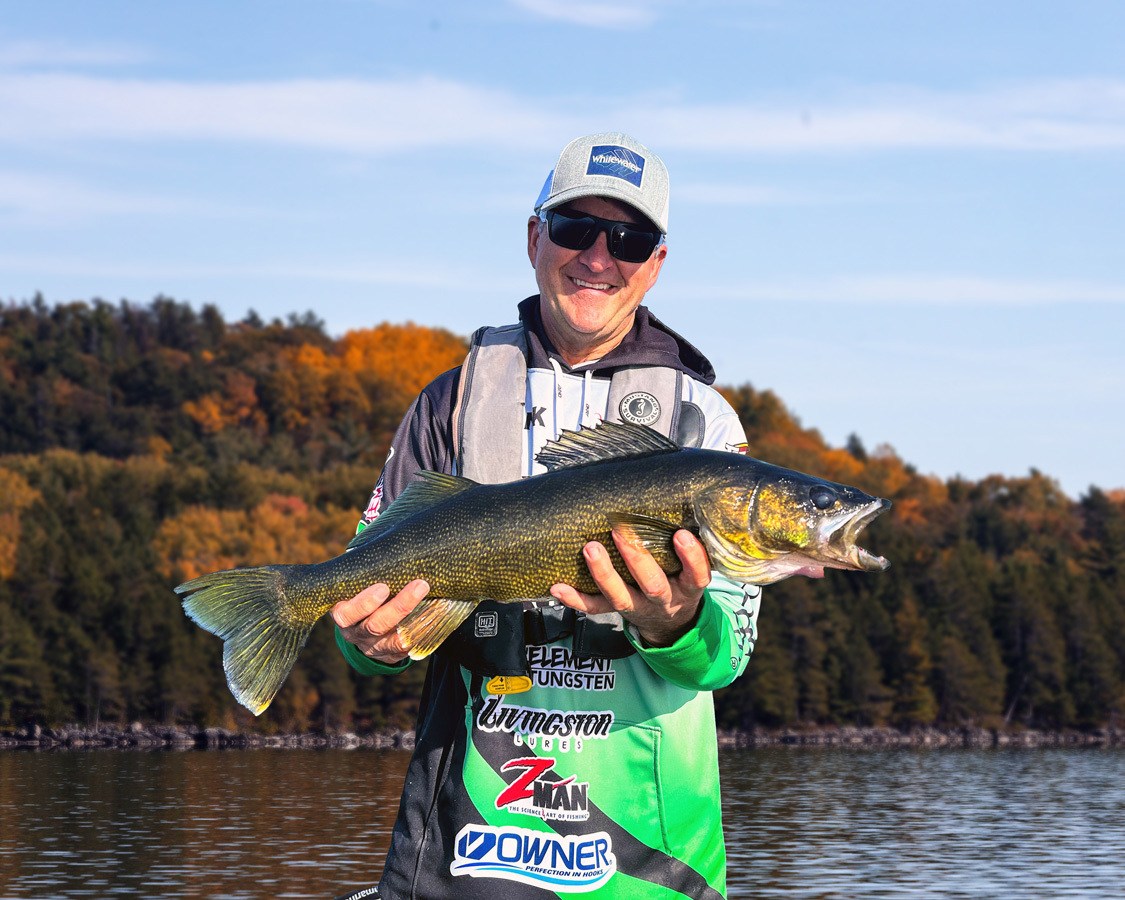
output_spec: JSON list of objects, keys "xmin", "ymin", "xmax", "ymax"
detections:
[{"xmin": 533, "ymin": 132, "xmax": 670, "ymax": 234}]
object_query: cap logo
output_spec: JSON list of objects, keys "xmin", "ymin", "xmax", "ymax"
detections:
[
  {"xmin": 620, "ymin": 391, "xmax": 660, "ymax": 426},
  {"xmin": 587, "ymin": 145, "xmax": 645, "ymax": 188}
]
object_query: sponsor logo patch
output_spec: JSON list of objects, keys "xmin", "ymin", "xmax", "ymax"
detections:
[
  {"xmin": 526, "ymin": 406, "xmax": 546, "ymax": 429},
  {"xmin": 361, "ymin": 447, "xmax": 395, "ymax": 523},
  {"xmin": 733, "ymin": 585, "xmax": 760, "ymax": 661},
  {"xmin": 487, "ymin": 675, "xmax": 533, "ymax": 695},
  {"xmin": 619, "ymin": 391, "xmax": 660, "ymax": 426},
  {"xmin": 586, "ymin": 145, "xmax": 645, "ymax": 188},
  {"xmin": 476, "ymin": 695, "xmax": 614, "ymax": 753},
  {"xmin": 363, "ymin": 476, "xmax": 385, "ymax": 523},
  {"xmin": 496, "ymin": 757, "xmax": 591, "ymax": 822},
  {"xmin": 475, "ymin": 612, "xmax": 499, "ymax": 638},
  {"xmin": 725, "ymin": 441, "xmax": 749, "ymax": 455},
  {"xmin": 528, "ymin": 646, "xmax": 616, "ymax": 692},
  {"xmin": 451, "ymin": 824, "xmax": 615, "ymax": 892}
]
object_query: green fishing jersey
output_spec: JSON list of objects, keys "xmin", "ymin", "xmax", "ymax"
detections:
[{"xmin": 338, "ymin": 576, "xmax": 758, "ymax": 898}]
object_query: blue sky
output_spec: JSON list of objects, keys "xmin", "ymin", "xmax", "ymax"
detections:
[{"xmin": 2, "ymin": 1, "xmax": 1122, "ymax": 498}]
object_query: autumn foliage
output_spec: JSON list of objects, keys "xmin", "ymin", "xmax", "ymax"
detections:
[{"xmin": 1, "ymin": 296, "xmax": 1123, "ymax": 733}]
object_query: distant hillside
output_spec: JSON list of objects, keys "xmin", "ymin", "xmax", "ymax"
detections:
[{"xmin": 1, "ymin": 296, "xmax": 1122, "ymax": 733}]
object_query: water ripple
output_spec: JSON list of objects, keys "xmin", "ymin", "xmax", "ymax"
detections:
[
  {"xmin": 0, "ymin": 747, "xmax": 1122, "ymax": 897},
  {"xmin": 721, "ymin": 747, "xmax": 1125, "ymax": 898}
]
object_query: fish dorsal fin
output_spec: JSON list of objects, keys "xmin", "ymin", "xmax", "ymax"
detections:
[
  {"xmin": 536, "ymin": 421, "xmax": 679, "ymax": 472},
  {"xmin": 347, "ymin": 471, "xmax": 477, "ymax": 550}
]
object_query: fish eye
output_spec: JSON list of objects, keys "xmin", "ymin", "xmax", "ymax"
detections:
[{"xmin": 810, "ymin": 486, "xmax": 838, "ymax": 510}]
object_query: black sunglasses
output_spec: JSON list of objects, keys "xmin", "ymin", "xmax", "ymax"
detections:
[{"xmin": 541, "ymin": 208, "xmax": 663, "ymax": 264}]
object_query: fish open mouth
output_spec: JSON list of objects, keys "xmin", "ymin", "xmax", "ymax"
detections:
[{"xmin": 829, "ymin": 498, "xmax": 891, "ymax": 571}]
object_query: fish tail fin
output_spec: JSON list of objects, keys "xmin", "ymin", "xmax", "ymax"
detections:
[
  {"xmin": 176, "ymin": 565, "xmax": 312, "ymax": 716},
  {"xmin": 399, "ymin": 597, "xmax": 479, "ymax": 660}
]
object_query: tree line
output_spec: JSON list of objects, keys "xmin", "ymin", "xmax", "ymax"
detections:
[{"xmin": 1, "ymin": 296, "xmax": 1121, "ymax": 734}]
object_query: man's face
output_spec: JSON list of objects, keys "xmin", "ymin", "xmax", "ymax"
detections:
[{"xmin": 527, "ymin": 195, "xmax": 667, "ymax": 366}]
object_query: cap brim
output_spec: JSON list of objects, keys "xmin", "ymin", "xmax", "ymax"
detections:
[{"xmin": 539, "ymin": 185, "xmax": 666, "ymax": 234}]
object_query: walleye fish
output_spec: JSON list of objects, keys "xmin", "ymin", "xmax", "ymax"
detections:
[{"xmin": 177, "ymin": 422, "xmax": 890, "ymax": 714}]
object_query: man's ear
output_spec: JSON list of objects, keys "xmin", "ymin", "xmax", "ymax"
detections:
[
  {"xmin": 527, "ymin": 216, "xmax": 542, "ymax": 268},
  {"xmin": 642, "ymin": 243, "xmax": 668, "ymax": 292}
]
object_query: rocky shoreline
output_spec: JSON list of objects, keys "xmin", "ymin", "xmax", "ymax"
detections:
[
  {"xmin": 0, "ymin": 723, "xmax": 418, "ymax": 751},
  {"xmin": 717, "ymin": 725, "xmax": 1122, "ymax": 749},
  {"xmin": 1, "ymin": 722, "xmax": 1120, "ymax": 751}
]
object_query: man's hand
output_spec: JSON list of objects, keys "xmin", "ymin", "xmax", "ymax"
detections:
[
  {"xmin": 549, "ymin": 528, "xmax": 711, "ymax": 648},
  {"xmin": 330, "ymin": 580, "xmax": 430, "ymax": 664}
]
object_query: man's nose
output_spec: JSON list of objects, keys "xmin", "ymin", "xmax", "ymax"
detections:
[{"xmin": 577, "ymin": 231, "xmax": 614, "ymax": 271}]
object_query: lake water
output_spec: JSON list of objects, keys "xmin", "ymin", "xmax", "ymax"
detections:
[{"xmin": 1, "ymin": 747, "xmax": 1122, "ymax": 898}]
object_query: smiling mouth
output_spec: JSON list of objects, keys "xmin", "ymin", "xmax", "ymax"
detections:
[{"xmin": 571, "ymin": 277, "xmax": 614, "ymax": 291}]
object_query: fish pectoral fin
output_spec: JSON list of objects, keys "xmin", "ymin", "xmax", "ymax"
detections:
[
  {"xmin": 605, "ymin": 512, "xmax": 680, "ymax": 556},
  {"xmin": 397, "ymin": 597, "xmax": 479, "ymax": 660}
]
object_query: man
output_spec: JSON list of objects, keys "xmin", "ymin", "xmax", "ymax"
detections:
[{"xmin": 332, "ymin": 132, "xmax": 761, "ymax": 899}]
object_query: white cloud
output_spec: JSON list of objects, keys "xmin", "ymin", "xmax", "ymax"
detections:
[
  {"xmin": 0, "ymin": 170, "xmax": 264, "ymax": 224},
  {"xmin": 507, "ymin": 0, "xmax": 661, "ymax": 28},
  {"xmin": 681, "ymin": 275, "xmax": 1125, "ymax": 306},
  {"xmin": 0, "ymin": 251, "xmax": 519, "ymax": 293},
  {"xmin": 676, "ymin": 182, "xmax": 858, "ymax": 206},
  {"xmin": 0, "ymin": 38, "xmax": 148, "ymax": 69},
  {"xmin": 10, "ymin": 251, "xmax": 1116, "ymax": 309},
  {"xmin": 0, "ymin": 73, "xmax": 562, "ymax": 151},
  {"xmin": 640, "ymin": 80, "xmax": 1125, "ymax": 152},
  {"xmin": 0, "ymin": 72, "xmax": 1122, "ymax": 155}
]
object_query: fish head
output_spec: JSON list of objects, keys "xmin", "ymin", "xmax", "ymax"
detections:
[{"xmin": 696, "ymin": 467, "xmax": 891, "ymax": 585}]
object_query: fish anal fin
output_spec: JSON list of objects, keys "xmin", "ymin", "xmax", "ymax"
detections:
[
  {"xmin": 398, "ymin": 597, "xmax": 479, "ymax": 660},
  {"xmin": 348, "ymin": 472, "xmax": 477, "ymax": 550},
  {"xmin": 536, "ymin": 421, "xmax": 679, "ymax": 472}
]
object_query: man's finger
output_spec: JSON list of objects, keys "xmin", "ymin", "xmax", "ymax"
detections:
[
  {"xmin": 672, "ymin": 530, "xmax": 712, "ymax": 592},
  {"xmin": 366, "ymin": 629, "xmax": 412, "ymax": 660},
  {"xmin": 365, "ymin": 580, "xmax": 429, "ymax": 636},
  {"xmin": 550, "ymin": 582, "xmax": 615, "ymax": 616},
  {"xmin": 580, "ymin": 541, "xmax": 636, "ymax": 610},
  {"xmin": 612, "ymin": 528, "xmax": 671, "ymax": 600},
  {"xmin": 330, "ymin": 582, "xmax": 391, "ymax": 629}
]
